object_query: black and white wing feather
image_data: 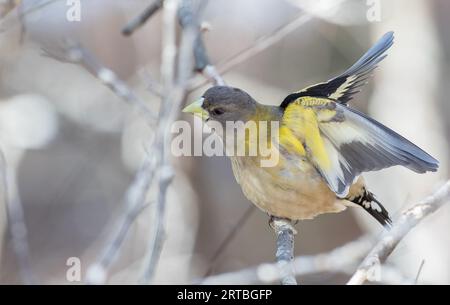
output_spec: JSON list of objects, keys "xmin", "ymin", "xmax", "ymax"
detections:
[{"xmin": 281, "ymin": 31, "xmax": 394, "ymax": 108}]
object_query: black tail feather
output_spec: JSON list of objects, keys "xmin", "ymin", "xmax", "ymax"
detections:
[{"xmin": 350, "ymin": 189, "xmax": 392, "ymax": 227}]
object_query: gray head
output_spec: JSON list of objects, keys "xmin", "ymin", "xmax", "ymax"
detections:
[{"xmin": 183, "ymin": 86, "xmax": 257, "ymax": 126}]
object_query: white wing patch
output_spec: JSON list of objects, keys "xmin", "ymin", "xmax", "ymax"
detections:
[{"xmin": 328, "ymin": 75, "xmax": 358, "ymax": 101}]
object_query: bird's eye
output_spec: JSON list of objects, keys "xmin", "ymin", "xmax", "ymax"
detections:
[{"xmin": 211, "ymin": 107, "xmax": 225, "ymax": 116}]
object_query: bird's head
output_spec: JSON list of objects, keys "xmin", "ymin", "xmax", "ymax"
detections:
[{"xmin": 183, "ymin": 86, "xmax": 257, "ymax": 127}]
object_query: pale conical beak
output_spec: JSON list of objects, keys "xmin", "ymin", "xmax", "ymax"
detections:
[{"xmin": 182, "ymin": 97, "xmax": 209, "ymax": 120}]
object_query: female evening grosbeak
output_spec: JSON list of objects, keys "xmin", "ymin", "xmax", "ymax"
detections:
[{"xmin": 183, "ymin": 32, "xmax": 438, "ymax": 227}]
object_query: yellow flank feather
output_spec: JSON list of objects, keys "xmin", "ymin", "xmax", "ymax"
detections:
[
  {"xmin": 282, "ymin": 97, "xmax": 331, "ymax": 170},
  {"xmin": 279, "ymin": 125, "xmax": 306, "ymax": 155}
]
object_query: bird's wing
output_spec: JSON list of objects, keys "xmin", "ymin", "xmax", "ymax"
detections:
[
  {"xmin": 280, "ymin": 96, "xmax": 439, "ymax": 197},
  {"xmin": 280, "ymin": 32, "xmax": 394, "ymax": 108}
]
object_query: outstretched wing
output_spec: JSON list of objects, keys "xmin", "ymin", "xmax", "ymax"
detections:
[
  {"xmin": 280, "ymin": 96, "xmax": 439, "ymax": 197},
  {"xmin": 280, "ymin": 31, "xmax": 394, "ymax": 108}
]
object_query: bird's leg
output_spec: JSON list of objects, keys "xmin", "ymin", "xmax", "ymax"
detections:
[
  {"xmin": 269, "ymin": 216, "xmax": 298, "ymax": 234},
  {"xmin": 269, "ymin": 216, "xmax": 298, "ymax": 285}
]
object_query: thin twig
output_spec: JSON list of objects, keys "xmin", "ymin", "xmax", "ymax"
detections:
[
  {"xmin": 41, "ymin": 43, "xmax": 158, "ymax": 121},
  {"xmin": 85, "ymin": 156, "xmax": 156, "ymax": 284},
  {"xmin": 203, "ymin": 205, "xmax": 255, "ymax": 278},
  {"xmin": 199, "ymin": 236, "xmax": 416, "ymax": 285},
  {"xmin": 0, "ymin": 0, "xmax": 61, "ymax": 32},
  {"xmin": 138, "ymin": 1, "xmax": 224, "ymax": 281},
  {"xmin": 186, "ymin": 0, "xmax": 350, "ymax": 91},
  {"xmin": 0, "ymin": 149, "xmax": 35, "ymax": 284},
  {"xmin": 85, "ymin": 0, "xmax": 198, "ymax": 284},
  {"xmin": 347, "ymin": 181, "xmax": 450, "ymax": 285},
  {"xmin": 139, "ymin": 0, "xmax": 179, "ymax": 283},
  {"xmin": 84, "ymin": 8, "xmax": 188, "ymax": 279},
  {"xmin": 188, "ymin": 0, "xmax": 352, "ymax": 91},
  {"xmin": 122, "ymin": 0, "xmax": 164, "ymax": 36},
  {"xmin": 0, "ymin": 0, "xmax": 17, "ymax": 18},
  {"xmin": 140, "ymin": 0, "xmax": 196, "ymax": 283},
  {"xmin": 140, "ymin": 165, "xmax": 174, "ymax": 283},
  {"xmin": 187, "ymin": 12, "xmax": 313, "ymax": 91},
  {"xmin": 270, "ymin": 217, "xmax": 297, "ymax": 285},
  {"xmin": 88, "ymin": 0, "xmax": 220, "ymax": 283},
  {"xmin": 414, "ymin": 259, "xmax": 425, "ymax": 285},
  {"xmin": 200, "ymin": 182, "xmax": 450, "ymax": 285},
  {"xmin": 199, "ymin": 236, "xmax": 374, "ymax": 285},
  {"xmin": 178, "ymin": 0, "xmax": 225, "ymax": 86}
]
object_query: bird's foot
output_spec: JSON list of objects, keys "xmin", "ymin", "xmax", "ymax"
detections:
[{"xmin": 269, "ymin": 216, "xmax": 298, "ymax": 235}]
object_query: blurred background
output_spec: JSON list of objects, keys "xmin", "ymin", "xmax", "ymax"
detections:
[{"xmin": 0, "ymin": 0, "xmax": 448, "ymax": 284}]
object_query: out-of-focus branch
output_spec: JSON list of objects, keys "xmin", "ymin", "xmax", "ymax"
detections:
[
  {"xmin": 0, "ymin": 0, "xmax": 18, "ymax": 18},
  {"xmin": 0, "ymin": 149, "xmax": 35, "ymax": 284},
  {"xmin": 140, "ymin": 0, "xmax": 196, "ymax": 283},
  {"xmin": 201, "ymin": 181, "xmax": 450, "ymax": 285},
  {"xmin": 270, "ymin": 217, "xmax": 297, "ymax": 285},
  {"xmin": 203, "ymin": 205, "xmax": 255, "ymax": 278},
  {"xmin": 42, "ymin": 44, "xmax": 159, "ymax": 122},
  {"xmin": 138, "ymin": 0, "xmax": 178, "ymax": 284},
  {"xmin": 188, "ymin": 12, "xmax": 313, "ymax": 92},
  {"xmin": 186, "ymin": 0, "xmax": 348, "ymax": 91},
  {"xmin": 85, "ymin": 156, "xmax": 156, "ymax": 284},
  {"xmin": 86, "ymin": 0, "xmax": 198, "ymax": 285},
  {"xmin": 216, "ymin": 14, "xmax": 312, "ymax": 75},
  {"xmin": 85, "ymin": 0, "xmax": 184, "ymax": 283},
  {"xmin": 122, "ymin": 0, "xmax": 164, "ymax": 36},
  {"xmin": 121, "ymin": 0, "xmax": 225, "ymax": 86},
  {"xmin": 200, "ymin": 236, "xmax": 374, "ymax": 285},
  {"xmin": 0, "ymin": 0, "xmax": 61, "ymax": 32},
  {"xmin": 53, "ymin": 43, "xmax": 165, "ymax": 284},
  {"xmin": 347, "ymin": 181, "xmax": 450, "ymax": 285},
  {"xmin": 178, "ymin": 0, "xmax": 225, "ymax": 86}
]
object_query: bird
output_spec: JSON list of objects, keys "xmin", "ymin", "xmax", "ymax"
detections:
[{"xmin": 182, "ymin": 32, "xmax": 439, "ymax": 227}]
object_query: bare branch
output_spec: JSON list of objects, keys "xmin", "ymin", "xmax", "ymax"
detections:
[
  {"xmin": 414, "ymin": 259, "xmax": 425, "ymax": 284},
  {"xmin": 347, "ymin": 181, "xmax": 450, "ymax": 285},
  {"xmin": 140, "ymin": 0, "xmax": 196, "ymax": 283},
  {"xmin": 199, "ymin": 235, "xmax": 373, "ymax": 285},
  {"xmin": 178, "ymin": 0, "xmax": 225, "ymax": 86},
  {"xmin": 216, "ymin": 15, "xmax": 311, "ymax": 76},
  {"xmin": 0, "ymin": 149, "xmax": 35, "ymax": 284},
  {"xmin": 139, "ymin": 0, "xmax": 179, "ymax": 282},
  {"xmin": 87, "ymin": 0, "xmax": 197, "ymax": 285},
  {"xmin": 200, "ymin": 201, "xmax": 442, "ymax": 285},
  {"xmin": 84, "ymin": 3, "xmax": 184, "ymax": 279},
  {"xmin": 140, "ymin": 165, "xmax": 174, "ymax": 283},
  {"xmin": 0, "ymin": 0, "xmax": 18, "ymax": 18},
  {"xmin": 42, "ymin": 43, "xmax": 158, "ymax": 122},
  {"xmin": 203, "ymin": 205, "xmax": 255, "ymax": 278},
  {"xmin": 270, "ymin": 217, "xmax": 297, "ymax": 285},
  {"xmin": 201, "ymin": 65, "xmax": 225, "ymax": 86},
  {"xmin": 0, "ymin": 0, "xmax": 61, "ymax": 32},
  {"xmin": 122, "ymin": 0, "xmax": 164, "ymax": 36},
  {"xmin": 188, "ymin": 12, "xmax": 312, "ymax": 91},
  {"xmin": 85, "ymin": 156, "xmax": 156, "ymax": 284}
]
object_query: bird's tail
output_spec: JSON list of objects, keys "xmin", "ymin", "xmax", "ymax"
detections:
[{"xmin": 348, "ymin": 188, "xmax": 392, "ymax": 227}]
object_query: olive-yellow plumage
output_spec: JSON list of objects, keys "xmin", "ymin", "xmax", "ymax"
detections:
[{"xmin": 183, "ymin": 32, "xmax": 439, "ymax": 227}]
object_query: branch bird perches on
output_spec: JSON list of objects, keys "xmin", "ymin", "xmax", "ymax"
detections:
[
  {"xmin": 270, "ymin": 217, "xmax": 298, "ymax": 285},
  {"xmin": 347, "ymin": 181, "xmax": 450, "ymax": 285},
  {"xmin": 200, "ymin": 181, "xmax": 450, "ymax": 285}
]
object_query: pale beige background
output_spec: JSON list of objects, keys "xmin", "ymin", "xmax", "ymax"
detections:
[{"xmin": 0, "ymin": 0, "xmax": 448, "ymax": 284}]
